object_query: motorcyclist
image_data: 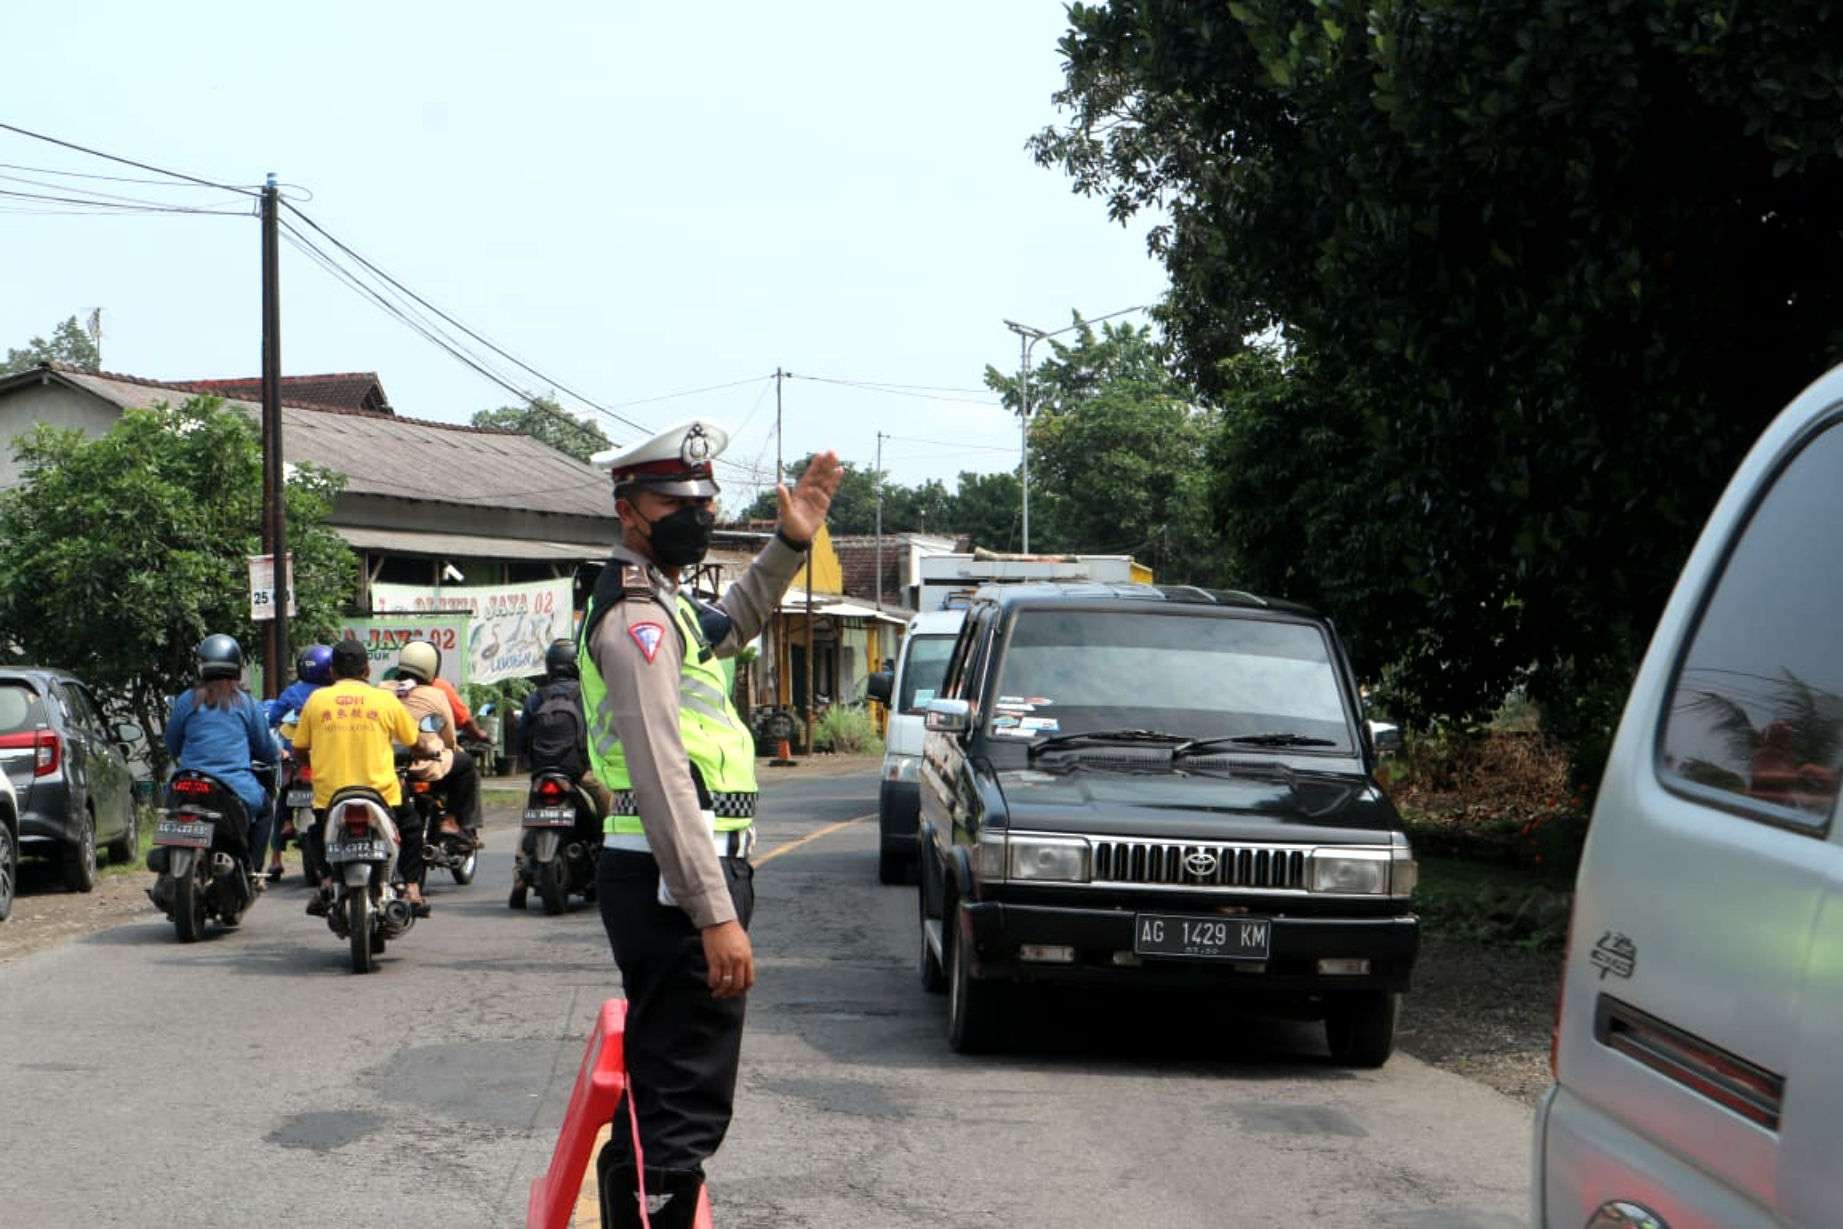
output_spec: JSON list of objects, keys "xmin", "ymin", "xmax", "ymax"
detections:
[
  {"xmin": 395, "ymin": 640, "xmax": 484, "ymax": 847},
  {"xmin": 262, "ymin": 643, "xmax": 333, "ymax": 881},
  {"xmin": 293, "ymin": 639, "xmax": 429, "ymax": 915},
  {"xmin": 518, "ymin": 637, "xmax": 609, "ymax": 828},
  {"xmin": 162, "ymin": 635, "xmax": 277, "ymax": 881}
]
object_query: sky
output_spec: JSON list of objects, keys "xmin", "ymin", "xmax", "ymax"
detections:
[{"xmin": 0, "ymin": 2, "xmax": 1169, "ymax": 507}]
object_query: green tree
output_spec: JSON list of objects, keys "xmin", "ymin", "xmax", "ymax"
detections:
[
  {"xmin": 0, "ymin": 397, "xmax": 353, "ymax": 771},
  {"xmin": 1035, "ymin": 1, "xmax": 1843, "ymax": 769},
  {"xmin": 472, "ymin": 396, "xmax": 610, "ymax": 462},
  {"xmin": 946, "ymin": 470, "xmax": 1022, "ymax": 551},
  {"xmin": 2, "ymin": 315, "xmax": 100, "ymax": 376},
  {"xmin": 741, "ymin": 458, "xmax": 890, "ymax": 535},
  {"xmin": 986, "ymin": 317, "xmax": 1221, "ymax": 582}
]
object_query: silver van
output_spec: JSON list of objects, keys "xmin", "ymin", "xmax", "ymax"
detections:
[{"xmin": 1535, "ymin": 365, "xmax": 1843, "ymax": 1227}]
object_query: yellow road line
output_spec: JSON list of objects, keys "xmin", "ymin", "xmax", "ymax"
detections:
[
  {"xmin": 753, "ymin": 813, "xmax": 872, "ymax": 865},
  {"xmin": 571, "ymin": 810, "xmax": 871, "ymax": 1222}
]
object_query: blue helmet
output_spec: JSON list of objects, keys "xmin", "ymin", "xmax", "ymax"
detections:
[{"xmin": 296, "ymin": 644, "xmax": 335, "ymax": 685}]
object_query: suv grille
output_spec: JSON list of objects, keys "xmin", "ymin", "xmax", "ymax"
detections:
[{"xmin": 1090, "ymin": 840, "xmax": 1308, "ymax": 891}]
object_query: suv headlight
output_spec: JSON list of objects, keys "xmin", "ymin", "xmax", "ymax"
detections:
[
  {"xmin": 1309, "ymin": 850, "xmax": 1391, "ymax": 895},
  {"xmin": 1007, "ymin": 834, "xmax": 1090, "ymax": 883},
  {"xmin": 884, "ymin": 754, "xmax": 920, "ymax": 784}
]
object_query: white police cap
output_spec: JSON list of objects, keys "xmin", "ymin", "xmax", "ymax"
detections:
[{"xmin": 590, "ymin": 419, "xmax": 729, "ymax": 498}]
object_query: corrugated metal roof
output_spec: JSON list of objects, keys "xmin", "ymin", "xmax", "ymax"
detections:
[
  {"xmin": 58, "ymin": 370, "xmax": 613, "ymax": 520},
  {"xmin": 334, "ymin": 526, "xmax": 605, "ymax": 561}
]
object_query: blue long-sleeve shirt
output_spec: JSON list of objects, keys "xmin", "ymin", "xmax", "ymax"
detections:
[
  {"xmin": 265, "ymin": 679, "xmax": 322, "ymax": 745},
  {"xmin": 165, "ymin": 687, "xmax": 277, "ymax": 817}
]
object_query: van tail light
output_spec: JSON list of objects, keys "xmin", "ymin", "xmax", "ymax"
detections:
[{"xmin": 0, "ymin": 729, "xmax": 61, "ymax": 777}]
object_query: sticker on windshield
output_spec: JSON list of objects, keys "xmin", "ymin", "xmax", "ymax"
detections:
[
  {"xmin": 1020, "ymin": 717, "xmax": 1060, "ymax": 733},
  {"xmin": 991, "ymin": 726, "xmax": 1033, "ymax": 738},
  {"xmin": 1025, "ymin": 697, "xmax": 1054, "ymax": 706},
  {"xmin": 994, "ymin": 697, "xmax": 1035, "ymax": 713},
  {"xmin": 913, "ymin": 689, "xmax": 936, "ymax": 706},
  {"xmin": 992, "ymin": 714, "xmax": 1021, "ymax": 730}
]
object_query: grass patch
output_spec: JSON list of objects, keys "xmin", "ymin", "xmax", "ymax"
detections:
[
  {"xmin": 1415, "ymin": 854, "xmax": 1572, "ymax": 953},
  {"xmin": 99, "ymin": 803, "xmax": 162, "ymax": 879}
]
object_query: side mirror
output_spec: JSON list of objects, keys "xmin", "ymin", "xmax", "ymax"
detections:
[
  {"xmin": 867, "ymin": 672, "xmax": 893, "ymax": 706},
  {"xmin": 1367, "ymin": 720, "xmax": 1402, "ymax": 755},
  {"xmin": 478, "ymin": 702, "xmax": 496, "ymax": 717},
  {"xmin": 113, "ymin": 722, "xmax": 144, "ymax": 745},
  {"xmin": 925, "ymin": 698, "xmax": 971, "ymax": 735},
  {"xmin": 418, "ymin": 714, "xmax": 444, "ymax": 734}
]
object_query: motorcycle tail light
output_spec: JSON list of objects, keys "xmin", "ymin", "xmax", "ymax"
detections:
[
  {"xmin": 538, "ymin": 777, "xmax": 566, "ymax": 799},
  {"xmin": 298, "ymin": 766, "xmax": 312, "ymax": 781},
  {"xmin": 339, "ymin": 802, "xmax": 371, "ymax": 832},
  {"xmin": 411, "ymin": 780, "xmax": 432, "ymax": 794},
  {"xmin": 172, "ymin": 776, "xmax": 212, "ymax": 795}
]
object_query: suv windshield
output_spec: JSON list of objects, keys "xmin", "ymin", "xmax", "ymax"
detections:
[
  {"xmin": 987, "ymin": 609, "xmax": 1354, "ymax": 752},
  {"xmin": 899, "ymin": 634, "xmax": 956, "ymax": 713}
]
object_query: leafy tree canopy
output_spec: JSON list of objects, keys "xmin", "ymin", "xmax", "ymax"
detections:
[
  {"xmin": 472, "ymin": 396, "xmax": 610, "ymax": 462},
  {"xmin": 1035, "ymin": 0, "xmax": 1843, "ymax": 768},
  {"xmin": 0, "ymin": 397, "xmax": 353, "ymax": 771},
  {"xmin": 2, "ymin": 315, "xmax": 100, "ymax": 376}
]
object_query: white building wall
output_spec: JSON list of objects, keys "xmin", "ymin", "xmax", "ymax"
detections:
[{"xmin": 0, "ymin": 383, "xmax": 125, "ymax": 489}]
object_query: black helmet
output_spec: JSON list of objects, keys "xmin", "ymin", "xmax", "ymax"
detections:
[
  {"xmin": 196, "ymin": 634, "xmax": 244, "ymax": 681},
  {"xmin": 544, "ymin": 638, "xmax": 578, "ymax": 680}
]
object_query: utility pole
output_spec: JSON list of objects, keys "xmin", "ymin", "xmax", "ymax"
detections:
[
  {"xmin": 803, "ymin": 542, "xmax": 815, "ymax": 754},
  {"xmin": 260, "ymin": 172, "xmax": 288, "ymax": 698},
  {"xmin": 774, "ymin": 367, "xmax": 784, "ymax": 494},
  {"xmin": 874, "ymin": 430, "xmax": 885, "ymax": 611}
]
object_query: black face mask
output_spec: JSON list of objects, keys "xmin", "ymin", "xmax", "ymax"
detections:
[{"xmin": 642, "ymin": 504, "xmax": 715, "ymax": 568}]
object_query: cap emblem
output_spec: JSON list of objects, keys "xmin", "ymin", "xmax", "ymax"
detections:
[{"xmin": 681, "ymin": 425, "xmax": 713, "ymax": 467}]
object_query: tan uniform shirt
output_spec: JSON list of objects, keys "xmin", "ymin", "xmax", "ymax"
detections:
[
  {"xmin": 394, "ymin": 681, "xmax": 456, "ymax": 781},
  {"xmin": 588, "ymin": 536, "xmax": 804, "ymax": 929}
]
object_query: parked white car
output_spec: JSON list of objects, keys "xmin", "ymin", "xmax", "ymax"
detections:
[
  {"xmin": 1535, "ymin": 364, "xmax": 1843, "ymax": 1227},
  {"xmin": 867, "ymin": 608, "xmax": 965, "ymax": 884}
]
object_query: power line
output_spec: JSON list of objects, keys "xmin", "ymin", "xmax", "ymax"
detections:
[
  {"xmin": 283, "ymin": 201, "xmax": 670, "ymax": 434},
  {"xmin": 0, "ymin": 186, "xmax": 246, "ymax": 215},
  {"xmin": 787, "ymin": 373, "xmax": 1000, "ymax": 406},
  {"xmin": 0, "ymin": 121, "xmax": 257, "ymax": 196},
  {"xmin": 0, "ymin": 169, "xmax": 247, "ymax": 209},
  {"xmin": 881, "ymin": 433, "xmax": 1016, "ymax": 453},
  {"xmin": 0, "ymin": 159, "xmax": 242, "ymax": 188}
]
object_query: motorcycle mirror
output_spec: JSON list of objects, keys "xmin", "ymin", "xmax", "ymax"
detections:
[
  {"xmin": 281, "ymin": 709, "xmax": 301, "ymax": 725},
  {"xmin": 418, "ymin": 714, "xmax": 443, "ymax": 733}
]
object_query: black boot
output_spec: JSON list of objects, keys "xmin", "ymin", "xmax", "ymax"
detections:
[{"xmin": 597, "ymin": 1145, "xmax": 705, "ymax": 1229}]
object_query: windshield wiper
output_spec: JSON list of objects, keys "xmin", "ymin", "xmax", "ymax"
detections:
[
  {"xmin": 1026, "ymin": 728, "xmax": 1188, "ymax": 760},
  {"xmin": 1174, "ymin": 732, "xmax": 1340, "ymax": 757}
]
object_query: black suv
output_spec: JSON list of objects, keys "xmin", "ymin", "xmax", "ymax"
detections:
[{"xmin": 915, "ymin": 584, "xmax": 1417, "ymax": 1064}]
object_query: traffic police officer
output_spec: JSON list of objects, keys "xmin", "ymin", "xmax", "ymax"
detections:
[{"xmin": 581, "ymin": 418, "xmax": 840, "ymax": 1228}]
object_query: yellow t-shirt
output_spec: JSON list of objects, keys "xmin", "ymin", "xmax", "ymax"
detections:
[{"xmin": 293, "ymin": 678, "xmax": 419, "ymax": 807}]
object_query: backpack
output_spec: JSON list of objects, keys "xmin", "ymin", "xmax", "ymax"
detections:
[{"xmin": 527, "ymin": 681, "xmax": 588, "ymax": 777}]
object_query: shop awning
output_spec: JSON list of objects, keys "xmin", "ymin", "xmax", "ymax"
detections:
[
  {"xmin": 336, "ymin": 526, "xmax": 604, "ymax": 563},
  {"xmin": 774, "ymin": 595, "xmax": 911, "ymax": 625}
]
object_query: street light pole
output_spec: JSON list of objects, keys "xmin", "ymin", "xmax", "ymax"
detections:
[{"xmin": 1002, "ymin": 319, "xmax": 1047, "ymax": 554}]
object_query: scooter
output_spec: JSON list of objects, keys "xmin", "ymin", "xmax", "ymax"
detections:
[
  {"xmin": 275, "ymin": 749, "xmax": 315, "ymax": 881},
  {"xmin": 320, "ymin": 783, "xmax": 417, "ymax": 975},
  {"xmin": 407, "ymin": 775, "xmax": 478, "ymax": 887},
  {"xmin": 147, "ymin": 766, "xmax": 273, "ymax": 942},
  {"xmin": 510, "ymin": 772, "xmax": 600, "ymax": 915}
]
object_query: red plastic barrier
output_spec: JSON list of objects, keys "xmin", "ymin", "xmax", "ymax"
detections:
[{"xmin": 527, "ymin": 998, "xmax": 714, "ymax": 1229}]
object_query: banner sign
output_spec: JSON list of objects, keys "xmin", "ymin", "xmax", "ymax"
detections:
[
  {"xmin": 248, "ymin": 552, "xmax": 295, "ymax": 621},
  {"xmin": 337, "ymin": 614, "xmax": 470, "ymax": 688},
  {"xmin": 369, "ymin": 578, "xmax": 572, "ymax": 684}
]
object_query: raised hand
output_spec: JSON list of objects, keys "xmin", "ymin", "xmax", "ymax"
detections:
[{"xmin": 777, "ymin": 450, "xmax": 843, "ymax": 544}]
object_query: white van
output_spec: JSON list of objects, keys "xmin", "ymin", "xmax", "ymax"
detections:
[
  {"xmin": 1536, "ymin": 365, "xmax": 1843, "ymax": 1227},
  {"xmin": 867, "ymin": 608, "xmax": 965, "ymax": 883}
]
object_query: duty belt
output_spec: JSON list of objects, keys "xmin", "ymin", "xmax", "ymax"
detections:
[
  {"xmin": 608, "ymin": 790, "xmax": 756, "ymax": 820},
  {"xmin": 604, "ymin": 828, "xmax": 755, "ymax": 858}
]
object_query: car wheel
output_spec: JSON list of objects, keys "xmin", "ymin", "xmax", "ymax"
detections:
[
  {"xmin": 1325, "ymin": 991, "xmax": 1397, "ymax": 1068},
  {"xmin": 878, "ymin": 844, "xmax": 913, "ymax": 886},
  {"xmin": 63, "ymin": 810, "xmax": 98, "ymax": 894},
  {"xmin": 0, "ymin": 819, "xmax": 17, "ymax": 922},
  {"xmin": 946, "ymin": 904, "xmax": 1005, "ymax": 1054},
  {"xmin": 918, "ymin": 888, "xmax": 946, "ymax": 994},
  {"xmin": 105, "ymin": 804, "xmax": 138, "ymax": 864}
]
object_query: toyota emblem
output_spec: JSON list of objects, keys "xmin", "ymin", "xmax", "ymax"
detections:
[{"xmin": 1184, "ymin": 850, "xmax": 1219, "ymax": 878}]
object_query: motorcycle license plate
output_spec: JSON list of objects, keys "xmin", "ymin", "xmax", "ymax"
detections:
[
  {"xmin": 153, "ymin": 818, "xmax": 212, "ymax": 848},
  {"xmin": 326, "ymin": 839, "xmax": 390, "ymax": 864},
  {"xmin": 523, "ymin": 806, "xmax": 575, "ymax": 827},
  {"xmin": 285, "ymin": 787, "xmax": 314, "ymax": 808},
  {"xmin": 1133, "ymin": 913, "xmax": 1272, "ymax": 962}
]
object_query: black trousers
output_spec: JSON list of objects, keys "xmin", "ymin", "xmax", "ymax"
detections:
[
  {"xmin": 596, "ymin": 849, "xmax": 755, "ymax": 1174},
  {"xmin": 306, "ymin": 801, "xmax": 422, "ymax": 886},
  {"xmin": 438, "ymin": 748, "xmax": 482, "ymax": 829}
]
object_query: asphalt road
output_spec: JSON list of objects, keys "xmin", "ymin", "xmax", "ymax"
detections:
[{"xmin": 0, "ymin": 766, "xmax": 1533, "ymax": 1227}]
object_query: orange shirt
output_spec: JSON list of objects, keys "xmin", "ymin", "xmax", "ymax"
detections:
[{"xmin": 431, "ymin": 675, "xmax": 472, "ymax": 726}]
